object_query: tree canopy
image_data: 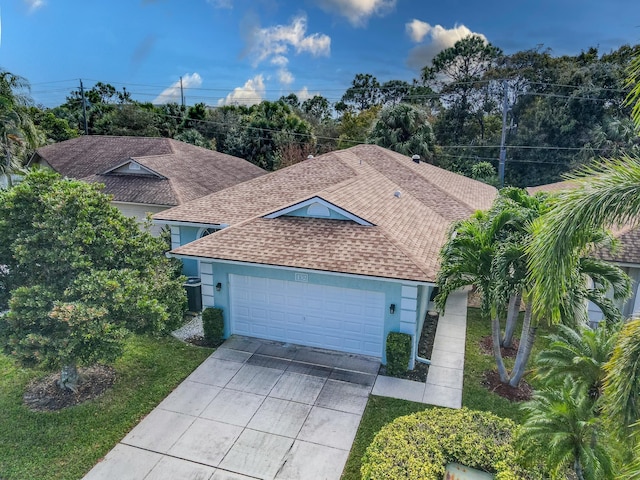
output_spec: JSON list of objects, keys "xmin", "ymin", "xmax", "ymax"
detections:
[{"xmin": 0, "ymin": 170, "xmax": 185, "ymax": 390}]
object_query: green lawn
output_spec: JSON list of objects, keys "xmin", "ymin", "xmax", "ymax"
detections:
[
  {"xmin": 341, "ymin": 307, "xmax": 554, "ymax": 480},
  {"xmin": 0, "ymin": 334, "xmax": 212, "ymax": 480}
]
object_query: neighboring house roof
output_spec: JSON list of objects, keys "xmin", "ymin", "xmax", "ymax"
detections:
[
  {"xmin": 30, "ymin": 135, "xmax": 265, "ymax": 206},
  {"xmin": 528, "ymin": 178, "xmax": 640, "ymax": 266},
  {"xmin": 159, "ymin": 144, "xmax": 497, "ymax": 283},
  {"xmin": 525, "ymin": 179, "xmax": 579, "ymax": 195}
]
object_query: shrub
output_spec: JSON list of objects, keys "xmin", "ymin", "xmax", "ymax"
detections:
[
  {"xmin": 202, "ymin": 307, "xmax": 224, "ymax": 346},
  {"xmin": 361, "ymin": 407, "xmax": 534, "ymax": 480},
  {"xmin": 386, "ymin": 332, "xmax": 412, "ymax": 376}
]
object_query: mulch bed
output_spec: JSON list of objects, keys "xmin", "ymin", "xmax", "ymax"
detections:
[
  {"xmin": 184, "ymin": 335, "xmax": 223, "ymax": 348},
  {"xmin": 479, "ymin": 335, "xmax": 520, "ymax": 358},
  {"xmin": 378, "ymin": 313, "xmax": 438, "ymax": 382},
  {"xmin": 23, "ymin": 365, "xmax": 116, "ymax": 412},
  {"xmin": 482, "ymin": 370, "xmax": 533, "ymax": 402}
]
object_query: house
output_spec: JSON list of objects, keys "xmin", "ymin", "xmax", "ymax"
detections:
[
  {"xmin": 527, "ymin": 180, "xmax": 640, "ymax": 322},
  {"xmin": 155, "ymin": 144, "xmax": 496, "ymax": 365},
  {"xmin": 29, "ymin": 135, "xmax": 266, "ymax": 235}
]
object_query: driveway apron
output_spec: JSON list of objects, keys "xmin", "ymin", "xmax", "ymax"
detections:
[{"xmin": 83, "ymin": 336, "xmax": 379, "ymax": 480}]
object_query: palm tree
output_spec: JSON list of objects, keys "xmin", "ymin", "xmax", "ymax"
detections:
[
  {"xmin": 0, "ymin": 69, "xmax": 39, "ymax": 187},
  {"xmin": 436, "ymin": 208, "xmax": 517, "ymax": 382},
  {"xmin": 536, "ymin": 323, "xmax": 621, "ymax": 402},
  {"xmin": 527, "ymin": 54, "xmax": 640, "ymax": 477},
  {"xmin": 518, "ymin": 379, "xmax": 616, "ymax": 480}
]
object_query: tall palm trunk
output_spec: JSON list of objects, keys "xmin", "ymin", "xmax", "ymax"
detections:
[
  {"xmin": 502, "ymin": 292, "xmax": 521, "ymax": 347},
  {"xmin": 491, "ymin": 313, "xmax": 510, "ymax": 383},
  {"xmin": 574, "ymin": 458, "xmax": 585, "ymax": 480},
  {"xmin": 509, "ymin": 300, "xmax": 536, "ymax": 387}
]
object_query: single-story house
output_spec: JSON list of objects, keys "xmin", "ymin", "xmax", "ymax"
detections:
[
  {"xmin": 29, "ymin": 135, "xmax": 265, "ymax": 235},
  {"xmin": 528, "ymin": 180, "xmax": 640, "ymax": 322},
  {"xmin": 155, "ymin": 144, "xmax": 496, "ymax": 365}
]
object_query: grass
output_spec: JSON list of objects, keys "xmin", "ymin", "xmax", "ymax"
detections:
[
  {"xmin": 341, "ymin": 307, "xmax": 555, "ymax": 480},
  {"xmin": 0, "ymin": 334, "xmax": 212, "ymax": 480}
]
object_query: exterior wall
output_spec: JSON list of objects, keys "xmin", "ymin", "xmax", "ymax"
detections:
[
  {"xmin": 201, "ymin": 260, "xmax": 410, "ymax": 363},
  {"xmin": 286, "ymin": 207, "xmax": 351, "ymax": 220},
  {"xmin": 588, "ymin": 266, "xmax": 640, "ymax": 325},
  {"xmin": 112, "ymin": 201, "xmax": 167, "ymax": 236},
  {"xmin": 178, "ymin": 226, "xmax": 201, "ymax": 277}
]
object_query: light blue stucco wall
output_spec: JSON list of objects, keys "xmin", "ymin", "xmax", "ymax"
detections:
[
  {"xmin": 180, "ymin": 226, "xmax": 200, "ymax": 277},
  {"xmin": 204, "ymin": 260, "xmax": 404, "ymax": 363},
  {"xmin": 285, "ymin": 206, "xmax": 351, "ymax": 220}
]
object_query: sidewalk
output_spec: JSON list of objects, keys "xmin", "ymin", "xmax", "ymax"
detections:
[{"xmin": 372, "ymin": 289, "xmax": 467, "ymax": 408}]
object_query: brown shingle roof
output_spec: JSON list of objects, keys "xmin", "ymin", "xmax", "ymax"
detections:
[
  {"xmin": 31, "ymin": 136, "xmax": 265, "ymax": 206},
  {"xmin": 528, "ymin": 178, "xmax": 640, "ymax": 265},
  {"xmin": 162, "ymin": 144, "xmax": 497, "ymax": 282}
]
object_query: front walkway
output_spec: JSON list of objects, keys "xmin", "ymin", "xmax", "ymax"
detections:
[{"xmin": 372, "ymin": 289, "xmax": 468, "ymax": 408}]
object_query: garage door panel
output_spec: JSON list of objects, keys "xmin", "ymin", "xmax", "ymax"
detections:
[{"xmin": 230, "ymin": 274, "xmax": 384, "ymax": 357}]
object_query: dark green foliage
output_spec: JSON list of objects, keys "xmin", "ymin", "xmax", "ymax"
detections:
[
  {"xmin": 0, "ymin": 170, "xmax": 186, "ymax": 380},
  {"xmin": 385, "ymin": 332, "xmax": 411, "ymax": 376},
  {"xmin": 361, "ymin": 407, "xmax": 535, "ymax": 480},
  {"xmin": 202, "ymin": 307, "xmax": 224, "ymax": 345}
]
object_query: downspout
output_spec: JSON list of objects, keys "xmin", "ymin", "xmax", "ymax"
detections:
[{"xmin": 415, "ymin": 353, "xmax": 431, "ymax": 365}]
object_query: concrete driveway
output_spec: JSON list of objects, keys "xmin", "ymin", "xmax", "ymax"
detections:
[{"xmin": 83, "ymin": 336, "xmax": 380, "ymax": 480}]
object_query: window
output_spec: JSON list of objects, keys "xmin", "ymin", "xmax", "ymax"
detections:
[{"xmin": 199, "ymin": 227, "xmax": 217, "ymax": 238}]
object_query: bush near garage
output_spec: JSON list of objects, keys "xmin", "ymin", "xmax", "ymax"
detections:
[
  {"xmin": 202, "ymin": 307, "xmax": 225, "ymax": 346},
  {"xmin": 361, "ymin": 407, "xmax": 534, "ymax": 480},
  {"xmin": 385, "ymin": 332, "xmax": 412, "ymax": 376}
]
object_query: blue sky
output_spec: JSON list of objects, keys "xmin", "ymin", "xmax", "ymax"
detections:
[{"xmin": 2, "ymin": 0, "xmax": 639, "ymax": 107}]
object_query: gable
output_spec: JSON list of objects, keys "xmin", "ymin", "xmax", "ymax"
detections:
[
  {"xmin": 102, "ymin": 159, "xmax": 165, "ymax": 178},
  {"xmin": 264, "ymin": 196, "xmax": 373, "ymax": 226}
]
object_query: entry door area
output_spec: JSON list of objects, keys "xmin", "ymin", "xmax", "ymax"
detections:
[{"xmin": 229, "ymin": 274, "xmax": 385, "ymax": 357}]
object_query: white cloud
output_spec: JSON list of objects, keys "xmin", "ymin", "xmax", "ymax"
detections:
[
  {"xmin": 296, "ymin": 87, "xmax": 319, "ymax": 102},
  {"xmin": 314, "ymin": 0, "xmax": 396, "ymax": 26},
  {"xmin": 24, "ymin": 0, "xmax": 45, "ymax": 13},
  {"xmin": 153, "ymin": 73, "xmax": 203, "ymax": 104},
  {"xmin": 278, "ymin": 68, "xmax": 294, "ymax": 85},
  {"xmin": 248, "ymin": 14, "xmax": 330, "ymax": 66},
  {"xmin": 218, "ymin": 75, "xmax": 266, "ymax": 106},
  {"xmin": 405, "ymin": 19, "xmax": 430, "ymax": 43},
  {"xmin": 406, "ymin": 23, "xmax": 487, "ymax": 69}
]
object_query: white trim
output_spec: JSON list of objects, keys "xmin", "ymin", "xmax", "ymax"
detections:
[
  {"xmin": 153, "ymin": 220, "xmax": 228, "ymax": 229},
  {"xmin": 264, "ymin": 196, "xmax": 374, "ymax": 226},
  {"xmin": 606, "ymin": 261, "xmax": 640, "ymax": 268},
  {"xmin": 101, "ymin": 159, "xmax": 166, "ymax": 179},
  {"xmin": 167, "ymin": 253, "xmax": 433, "ymax": 286},
  {"xmin": 112, "ymin": 200, "xmax": 171, "ymax": 209},
  {"xmin": 197, "ymin": 226, "xmax": 222, "ymax": 238}
]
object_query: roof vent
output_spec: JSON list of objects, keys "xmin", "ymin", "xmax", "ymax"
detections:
[
  {"xmin": 307, "ymin": 155, "xmax": 314, "ymax": 159},
  {"xmin": 412, "ymin": 154, "xmax": 420, "ymax": 164},
  {"xmin": 394, "ymin": 190, "xmax": 401, "ymax": 198}
]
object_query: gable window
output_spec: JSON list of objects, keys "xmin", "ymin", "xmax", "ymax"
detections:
[
  {"xmin": 307, "ymin": 202, "xmax": 331, "ymax": 217},
  {"xmin": 199, "ymin": 227, "xmax": 217, "ymax": 238}
]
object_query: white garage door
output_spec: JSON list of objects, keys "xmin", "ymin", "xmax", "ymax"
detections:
[{"xmin": 229, "ymin": 274, "xmax": 385, "ymax": 357}]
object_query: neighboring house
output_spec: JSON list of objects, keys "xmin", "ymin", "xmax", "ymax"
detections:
[
  {"xmin": 155, "ymin": 144, "xmax": 496, "ymax": 365},
  {"xmin": 528, "ymin": 180, "xmax": 640, "ymax": 322},
  {"xmin": 29, "ymin": 135, "xmax": 266, "ymax": 235}
]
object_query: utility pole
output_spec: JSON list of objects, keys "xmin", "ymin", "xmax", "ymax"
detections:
[
  {"xmin": 180, "ymin": 76, "xmax": 185, "ymax": 109},
  {"xmin": 498, "ymin": 79, "xmax": 508, "ymax": 188},
  {"xmin": 80, "ymin": 79, "xmax": 88, "ymax": 135}
]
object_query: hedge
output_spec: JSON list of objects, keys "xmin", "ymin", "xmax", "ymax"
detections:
[
  {"xmin": 386, "ymin": 332, "xmax": 412, "ymax": 376},
  {"xmin": 202, "ymin": 307, "xmax": 224, "ymax": 346},
  {"xmin": 361, "ymin": 407, "xmax": 534, "ymax": 480}
]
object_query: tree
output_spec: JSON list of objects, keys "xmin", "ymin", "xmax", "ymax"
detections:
[
  {"xmin": 340, "ymin": 73, "xmax": 382, "ymax": 111},
  {"xmin": 368, "ymin": 104, "xmax": 435, "ymax": 161},
  {"xmin": 422, "ymin": 35, "xmax": 502, "ymax": 143},
  {"xmin": 301, "ymin": 95, "xmax": 332, "ymax": 122},
  {"xmin": 536, "ymin": 323, "xmax": 621, "ymax": 402},
  {"xmin": 528, "ymin": 52, "xmax": 640, "ymax": 476},
  {"xmin": 0, "ymin": 70, "xmax": 40, "ymax": 186},
  {"xmin": 0, "ymin": 170, "xmax": 186, "ymax": 391},
  {"xmin": 518, "ymin": 379, "xmax": 616, "ymax": 480},
  {"xmin": 337, "ymin": 106, "xmax": 380, "ymax": 149}
]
